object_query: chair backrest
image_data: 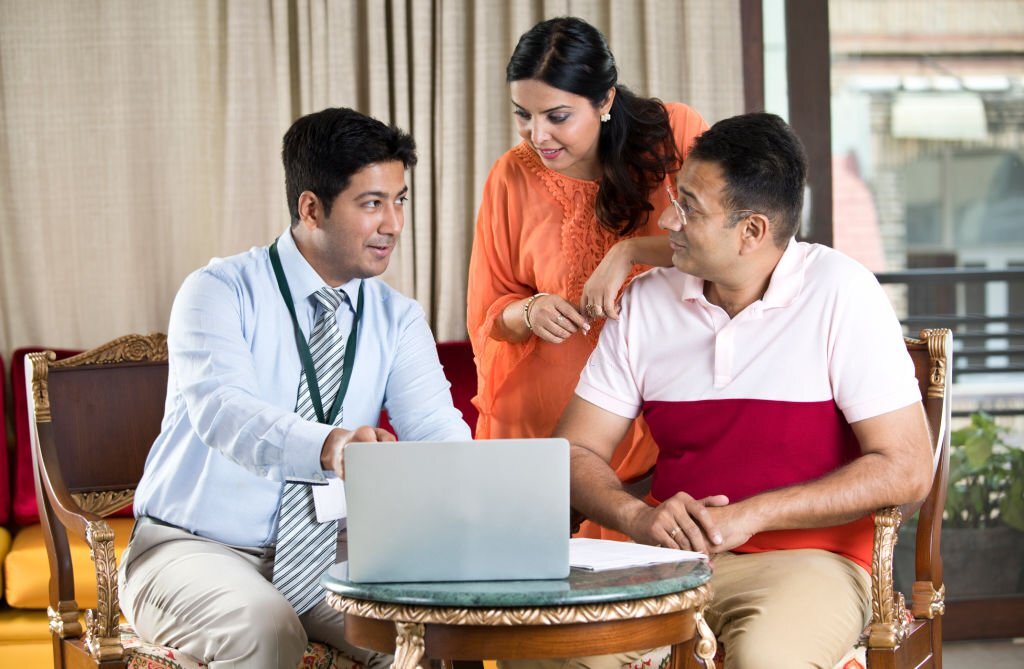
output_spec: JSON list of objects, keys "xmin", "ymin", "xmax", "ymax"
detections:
[
  {"xmin": 904, "ymin": 328, "xmax": 952, "ymax": 619},
  {"xmin": 27, "ymin": 333, "xmax": 167, "ymax": 667}
]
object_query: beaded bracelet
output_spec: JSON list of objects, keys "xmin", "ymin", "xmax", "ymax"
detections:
[{"xmin": 523, "ymin": 293, "xmax": 549, "ymax": 331}]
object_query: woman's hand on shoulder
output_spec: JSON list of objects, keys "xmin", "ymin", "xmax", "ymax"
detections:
[
  {"xmin": 582, "ymin": 239, "xmax": 635, "ymax": 321},
  {"xmin": 527, "ymin": 294, "xmax": 590, "ymax": 344},
  {"xmin": 583, "ymin": 236, "xmax": 673, "ymax": 320}
]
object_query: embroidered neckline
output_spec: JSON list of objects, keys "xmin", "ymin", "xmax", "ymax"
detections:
[{"xmin": 512, "ymin": 143, "xmax": 645, "ymax": 343}]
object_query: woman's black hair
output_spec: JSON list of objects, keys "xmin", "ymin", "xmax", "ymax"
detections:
[{"xmin": 507, "ymin": 16, "xmax": 681, "ymax": 235}]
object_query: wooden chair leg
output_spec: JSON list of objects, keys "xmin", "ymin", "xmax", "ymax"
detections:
[{"xmin": 672, "ymin": 609, "xmax": 718, "ymax": 669}]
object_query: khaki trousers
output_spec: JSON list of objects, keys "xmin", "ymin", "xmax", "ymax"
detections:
[
  {"xmin": 501, "ymin": 548, "xmax": 870, "ymax": 669},
  {"xmin": 118, "ymin": 520, "xmax": 391, "ymax": 669},
  {"xmin": 707, "ymin": 549, "xmax": 871, "ymax": 669}
]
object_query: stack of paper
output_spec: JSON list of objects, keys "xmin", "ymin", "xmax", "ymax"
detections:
[{"xmin": 569, "ymin": 538, "xmax": 706, "ymax": 571}]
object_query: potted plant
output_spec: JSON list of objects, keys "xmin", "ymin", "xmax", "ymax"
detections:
[{"xmin": 895, "ymin": 411, "xmax": 1024, "ymax": 599}]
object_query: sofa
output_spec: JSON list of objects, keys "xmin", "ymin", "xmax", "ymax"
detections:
[{"xmin": 0, "ymin": 341, "xmax": 478, "ymax": 667}]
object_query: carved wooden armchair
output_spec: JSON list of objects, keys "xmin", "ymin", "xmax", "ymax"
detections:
[
  {"xmin": 27, "ymin": 334, "xmax": 358, "ymax": 669},
  {"xmin": 667, "ymin": 328, "xmax": 952, "ymax": 669}
]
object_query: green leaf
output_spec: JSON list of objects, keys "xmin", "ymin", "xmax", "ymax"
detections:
[
  {"xmin": 964, "ymin": 432, "xmax": 995, "ymax": 469},
  {"xmin": 944, "ymin": 412, "xmax": 1023, "ymax": 528},
  {"xmin": 1000, "ymin": 477, "xmax": 1024, "ymax": 532}
]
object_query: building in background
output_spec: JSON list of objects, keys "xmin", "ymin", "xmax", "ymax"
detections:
[{"xmin": 830, "ymin": 0, "xmax": 1024, "ymax": 390}]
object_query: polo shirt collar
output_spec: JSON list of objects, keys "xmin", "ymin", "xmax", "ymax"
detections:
[
  {"xmin": 275, "ymin": 227, "xmax": 360, "ymax": 310},
  {"xmin": 760, "ymin": 237, "xmax": 806, "ymax": 309},
  {"xmin": 680, "ymin": 272, "xmax": 705, "ymax": 303},
  {"xmin": 677, "ymin": 237, "xmax": 806, "ymax": 310}
]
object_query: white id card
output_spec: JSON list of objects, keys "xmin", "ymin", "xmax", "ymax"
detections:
[{"xmin": 312, "ymin": 478, "xmax": 347, "ymax": 523}]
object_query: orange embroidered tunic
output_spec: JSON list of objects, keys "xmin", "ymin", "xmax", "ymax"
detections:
[{"xmin": 467, "ymin": 103, "xmax": 708, "ymax": 537}]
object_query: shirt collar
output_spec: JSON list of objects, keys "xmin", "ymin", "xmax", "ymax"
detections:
[
  {"xmin": 760, "ymin": 237, "xmax": 806, "ymax": 309},
  {"xmin": 275, "ymin": 227, "xmax": 360, "ymax": 312},
  {"xmin": 678, "ymin": 237, "xmax": 806, "ymax": 310},
  {"xmin": 680, "ymin": 271, "xmax": 705, "ymax": 303}
]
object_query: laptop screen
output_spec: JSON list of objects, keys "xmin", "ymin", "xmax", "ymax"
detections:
[{"xmin": 343, "ymin": 438, "xmax": 570, "ymax": 583}]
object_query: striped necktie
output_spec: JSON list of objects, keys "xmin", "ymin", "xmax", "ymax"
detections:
[{"xmin": 272, "ymin": 286, "xmax": 347, "ymax": 614}]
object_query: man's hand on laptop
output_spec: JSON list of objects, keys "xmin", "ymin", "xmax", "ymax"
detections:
[{"xmin": 321, "ymin": 426, "xmax": 396, "ymax": 479}]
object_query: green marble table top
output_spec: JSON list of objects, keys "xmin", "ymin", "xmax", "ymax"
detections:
[{"xmin": 321, "ymin": 559, "xmax": 711, "ymax": 608}]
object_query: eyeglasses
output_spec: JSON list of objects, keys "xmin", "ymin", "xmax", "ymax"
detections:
[
  {"xmin": 666, "ymin": 186, "xmax": 689, "ymax": 225},
  {"xmin": 665, "ymin": 186, "xmax": 759, "ymax": 226}
]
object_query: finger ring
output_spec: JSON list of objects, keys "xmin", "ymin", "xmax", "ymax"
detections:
[
  {"xmin": 584, "ymin": 304, "xmax": 598, "ymax": 317},
  {"xmin": 668, "ymin": 526, "xmax": 681, "ymax": 539},
  {"xmin": 558, "ymin": 315, "xmax": 567, "ymax": 323}
]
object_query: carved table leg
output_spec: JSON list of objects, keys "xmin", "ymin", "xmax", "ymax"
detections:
[
  {"xmin": 693, "ymin": 608, "xmax": 717, "ymax": 669},
  {"xmin": 391, "ymin": 622, "xmax": 426, "ymax": 669}
]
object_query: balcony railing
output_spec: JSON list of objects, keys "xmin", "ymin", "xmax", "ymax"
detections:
[{"xmin": 875, "ymin": 267, "xmax": 1024, "ymax": 415}]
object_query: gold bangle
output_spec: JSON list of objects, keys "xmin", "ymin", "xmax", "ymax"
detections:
[{"xmin": 523, "ymin": 293, "xmax": 549, "ymax": 332}]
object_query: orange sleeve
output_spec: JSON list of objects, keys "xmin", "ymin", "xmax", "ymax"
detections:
[
  {"xmin": 466, "ymin": 156, "xmax": 539, "ymax": 417},
  {"xmin": 665, "ymin": 101, "xmax": 710, "ymax": 161}
]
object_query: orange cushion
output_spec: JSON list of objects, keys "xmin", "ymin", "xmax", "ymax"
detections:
[
  {"xmin": 0, "ymin": 607, "xmax": 50, "ymax": 642},
  {"xmin": 0, "ymin": 607, "xmax": 52, "ymax": 668},
  {"xmin": 0, "ymin": 527, "xmax": 11, "ymax": 597},
  {"xmin": 4, "ymin": 518, "xmax": 134, "ymax": 609}
]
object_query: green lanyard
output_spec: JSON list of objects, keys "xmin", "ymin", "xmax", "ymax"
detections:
[{"xmin": 269, "ymin": 238, "xmax": 363, "ymax": 426}]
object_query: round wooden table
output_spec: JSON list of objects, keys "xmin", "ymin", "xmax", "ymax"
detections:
[{"xmin": 321, "ymin": 560, "xmax": 716, "ymax": 669}]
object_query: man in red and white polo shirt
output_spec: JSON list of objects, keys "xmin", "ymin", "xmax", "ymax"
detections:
[{"xmin": 565, "ymin": 113, "xmax": 933, "ymax": 668}]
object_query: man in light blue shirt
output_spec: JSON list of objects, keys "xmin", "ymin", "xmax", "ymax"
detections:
[{"xmin": 119, "ymin": 107, "xmax": 471, "ymax": 668}]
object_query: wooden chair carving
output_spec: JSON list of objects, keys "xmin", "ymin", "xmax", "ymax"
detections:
[
  {"xmin": 27, "ymin": 334, "xmax": 358, "ymax": 669},
  {"xmin": 862, "ymin": 327, "xmax": 951, "ymax": 669},
  {"xmin": 28, "ymin": 334, "xmax": 168, "ymax": 667}
]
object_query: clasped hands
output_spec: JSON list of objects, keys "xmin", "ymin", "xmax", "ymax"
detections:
[
  {"xmin": 320, "ymin": 425, "xmax": 395, "ymax": 479},
  {"xmin": 625, "ymin": 491, "xmax": 756, "ymax": 556}
]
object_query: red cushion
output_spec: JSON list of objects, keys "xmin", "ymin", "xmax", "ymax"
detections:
[
  {"xmin": 378, "ymin": 341, "xmax": 478, "ymax": 437},
  {"xmin": 436, "ymin": 341, "xmax": 478, "ymax": 433},
  {"xmin": 11, "ymin": 347, "xmax": 81, "ymax": 526},
  {"xmin": 0, "ymin": 354, "xmax": 8, "ymax": 525}
]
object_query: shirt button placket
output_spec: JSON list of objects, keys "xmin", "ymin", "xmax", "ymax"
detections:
[{"xmin": 714, "ymin": 323, "xmax": 735, "ymax": 389}]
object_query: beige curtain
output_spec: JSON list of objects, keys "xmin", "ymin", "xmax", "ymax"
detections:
[{"xmin": 0, "ymin": 0, "xmax": 743, "ymax": 360}]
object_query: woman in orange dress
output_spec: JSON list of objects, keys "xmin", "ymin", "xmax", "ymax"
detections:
[{"xmin": 467, "ymin": 17, "xmax": 707, "ymax": 538}]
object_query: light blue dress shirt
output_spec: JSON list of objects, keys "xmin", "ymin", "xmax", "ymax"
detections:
[{"xmin": 134, "ymin": 228, "xmax": 471, "ymax": 547}]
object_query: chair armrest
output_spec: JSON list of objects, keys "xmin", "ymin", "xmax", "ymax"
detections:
[
  {"xmin": 36, "ymin": 477, "xmax": 125, "ymax": 662},
  {"xmin": 866, "ymin": 506, "xmax": 910, "ymax": 648},
  {"xmin": 81, "ymin": 519, "xmax": 125, "ymax": 662}
]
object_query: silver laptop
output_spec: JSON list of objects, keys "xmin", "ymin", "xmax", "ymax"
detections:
[{"xmin": 343, "ymin": 438, "xmax": 570, "ymax": 583}]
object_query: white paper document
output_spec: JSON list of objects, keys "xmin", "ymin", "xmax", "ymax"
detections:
[{"xmin": 569, "ymin": 538, "xmax": 706, "ymax": 571}]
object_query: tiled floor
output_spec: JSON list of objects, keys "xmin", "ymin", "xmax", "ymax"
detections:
[{"xmin": 944, "ymin": 638, "xmax": 1024, "ymax": 668}]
